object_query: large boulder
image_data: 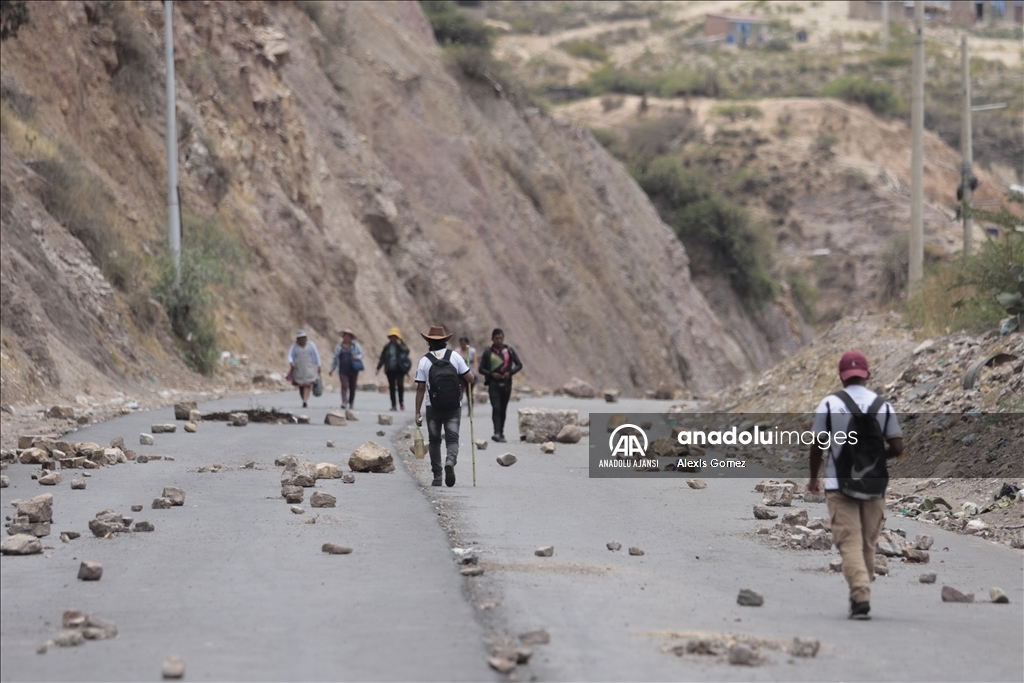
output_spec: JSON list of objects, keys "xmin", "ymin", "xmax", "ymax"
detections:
[
  {"xmin": 281, "ymin": 461, "xmax": 317, "ymax": 487},
  {"xmin": 554, "ymin": 424, "xmax": 583, "ymax": 444},
  {"xmin": 324, "ymin": 410, "xmax": 347, "ymax": 426},
  {"xmin": 16, "ymin": 496, "xmax": 53, "ymax": 523},
  {"xmin": 560, "ymin": 378, "xmax": 596, "ymax": 398},
  {"xmin": 310, "ymin": 491, "xmax": 337, "ymax": 508},
  {"xmin": 162, "ymin": 487, "xmax": 186, "ymax": 506},
  {"xmin": 517, "ymin": 408, "xmax": 578, "ymax": 443},
  {"xmin": 174, "ymin": 402, "xmax": 198, "ymax": 420},
  {"xmin": 761, "ymin": 484, "xmax": 794, "ymax": 507},
  {"xmin": 1, "ymin": 534, "xmax": 42, "ymax": 555},
  {"xmin": 348, "ymin": 442, "xmax": 395, "ymax": 473},
  {"xmin": 315, "ymin": 462, "xmax": 340, "ymax": 479},
  {"xmin": 19, "ymin": 447, "xmax": 52, "ymax": 465}
]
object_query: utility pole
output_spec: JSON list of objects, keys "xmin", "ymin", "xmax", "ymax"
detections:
[
  {"xmin": 882, "ymin": 0, "xmax": 890, "ymax": 52},
  {"xmin": 164, "ymin": 0, "xmax": 181, "ymax": 286},
  {"xmin": 960, "ymin": 34, "xmax": 974, "ymax": 256},
  {"xmin": 909, "ymin": 0, "xmax": 925, "ymax": 294}
]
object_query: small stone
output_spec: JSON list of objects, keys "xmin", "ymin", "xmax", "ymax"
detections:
[
  {"xmin": 60, "ymin": 533, "xmax": 71, "ymax": 543},
  {"xmin": 461, "ymin": 566, "xmax": 484, "ymax": 577},
  {"xmin": 36, "ymin": 642, "xmax": 48, "ymax": 654},
  {"xmin": 326, "ymin": 441, "xmax": 335, "ymax": 448},
  {"xmin": 913, "ymin": 534, "xmax": 934, "ymax": 550},
  {"xmin": 1, "ymin": 534, "xmax": 43, "ymax": 555},
  {"xmin": 604, "ymin": 389, "xmax": 620, "ymax": 403},
  {"xmin": 628, "ymin": 547, "xmax": 644, "ymax": 556},
  {"xmin": 275, "ymin": 455, "xmax": 298, "ymax": 467},
  {"xmin": 134, "ymin": 521, "xmax": 155, "ymax": 532},
  {"xmin": 325, "ymin": 410, "xmax": 347, "ymax": 426},
  {"xmin": 55, "ymin": 629, "xmax": 84, "ymax": 647},
  {"xmin": 322, "ymin": 543, "xmax": 352, "ymax": 555},
  {"xmin": 753, "ymin": 505, "xmax": 778, "ymax": 520},
  {"xmin": 607, "ymin": 541, "xmax": 621, "ymax": 551},
  {"xmin": 173, "ymin": 402, "xmax": 197, "ymax": 420},
  {"xmin": 803, "ymin": 491, "xmax": 827, "ymax": 504},
  {"xmin": 162, "ymin": 487, "xmax": 185, "ymax": 505},
  {"xmin": 152, "ymin": 498, "xmax": 173, "ymax": 509},
  {"xmin": 136, "ymin": 455, "xmax": 150, "ymax": 464},
  {"xmin": 38, "ymin": 472, "xmax": 62, "ymax": 486},
  {"xmin": 966, "ymin": 519, "xmax": 990, "ymax": 533},
  {"xmin": 829, "ymin": 558, "xmax": 843, "ymax": 572},
  {"xmin": 71, "ymin": 478, "xmax": 86, "ymax": 490},
  {"xmin": 345, "ymin": 409, "xmax": 358, "ymax": 421},
  {"xmin": 282, "ymin": 486, "xmax": 304, "ymax": 503},
  {"xmin": 782, "ymin": 508, "xmax": 809, "ymax": 526},
  {"xmin": 919, "ymin": 572, "xmax": 937, "ymax": 584},
  {"xmin": 78, "ymin": 560, "xmax": 103, "ymax": 581},
  {"xmin": 281, "ymin": 461, "xmax": 317, "ymax": 486},
  {"xmin": 902, "ymin": 548, "xmax": 930, "ymax": 563},
  {"xmin": 310, "ymin": 491, "xmax": 336, "ymax": 508},
  {"xmin": 162, "ymin": 654, "xmax": 185, "ymax": 679},
  {"xmin": 791, "ymin": 638, "xmax": 819, "ymax": 657},
  {"xmin": 941, "ymin": 586, "xmax": 974, "ymax": 603},
  {"xmin": 554, "ymin": 424, "xmax": 582, "ymax": 443},
  {"xmin": 376, "ymin": 430, "xmax": 385, "ymax": 436},
  {"xmin": 349, "ymin": 441, "xmax": 395, "ymax": 473},
  {"xmin": 140, "ymin": 434, "xmax": 154, "ymax": 445},
  {"xmin": 496, "ymin": 453, "xmax": 517, "ymax": 467},
  {"xmin": 989, "ymin": 587, "xmax": 1009, "ymax": 604},
  {"xmin": 535, "ymin": 546, "xmax": 554, "ymax": 557},
  {"xmin": 737, "ymin": 589, "xmax": 764, "ymax": 607},
  {"xmin": 0, "ymin": 474, "xmax": 8, "ymax": 488},
  {"xmin": 540, "ymin": 441, "xmax": 555, "ymax": 454},
  {"xmin": 475, "ymin": 439, "xmax": 488, "ymax": 450},
  {"xmin": 131, "ymin": 505, "xmax": 143, "ymax": 512},
  {"xmin": 228, "ymin": 412, "xmax": 249, "ymax": 427},
  {"xmin": 874, "ymin": 555, "xmax": 889, "ymax": 575},
  {"xmin": 183, "ymin": 423, "xmax": 197, "ymax": 433},
  {"xmin": 291, "ymin": 506, "xmax": 305, "ymax": 515},
  {"xmin": 761, "ymin": 484, "xmax": 794, "ymax": 506},
  {"xmin": 315, "ymin": 462, "xmax": 340, "ymax": 479},
  {"xmin": 63, "ymin": 531, "xmax": 81, "ymax": 540},
  {"xmin": 728, "ymin": 644, "xmax": 756, "ymax": 666},
  {"xmin": 686, "ymin": 479, "xmax": 707, "ymax": 490},
  {"xmin": 82, "ymin": 614, "xmax": 117, "ymax": 640},
  {"xmin": 487, "ymin": 656, "xmax": 516, "ymax": 674},
  {"xmin": 378, "ymin": 413, "xmax": 393, "ymax": 426},
  {"xmin": 188, "ymin": 409, "xmax": 202, "ymax": 423},
  {"xmin": 151, "ymin": 424, "xmax": 176, "ymax": 434},
  {"xmin": 519, "ymin": 629, "xmax": 550, "ymax": 645},
  {"xmin": 297, "ymin": 415, "xmax": 310, "ymax": 424},
  {"xmin": 341, "ymin": 473, "xmax": 355, "ymax": 484},
  {"xmin": 305, "ymin": 517, "xmax": 316, "ymax": 524}
]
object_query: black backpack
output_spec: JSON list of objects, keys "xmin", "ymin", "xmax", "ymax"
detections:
[
  {"xmin": 426, "ymin": 350, "xmax": 461, "ymax": 411},
  {"xmin": 827, "ymin": 391, "xmax": 890, "ymax": 500}
]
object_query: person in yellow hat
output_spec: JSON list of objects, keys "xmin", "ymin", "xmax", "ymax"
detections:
[{"xmin": 375, "ymin": 327, "xmax": 412, "ymax": 411}]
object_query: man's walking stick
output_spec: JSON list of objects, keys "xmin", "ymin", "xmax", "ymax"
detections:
[{"xmin": 468, "ymin": 386, "xmax": 477, "ymax": 487}]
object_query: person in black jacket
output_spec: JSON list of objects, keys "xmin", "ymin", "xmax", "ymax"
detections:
[
  {"xmin": 375, "ymin": 327, "xmax": 412, "ymax": 411},
  {"xmin": 477, "ymin": 328, "xmax": 522, "ymax": 442}
]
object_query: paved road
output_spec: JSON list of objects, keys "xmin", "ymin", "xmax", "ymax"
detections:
[{"xmin": 2, "ymin": 390, "xmax": 1022, "ymax": 681}]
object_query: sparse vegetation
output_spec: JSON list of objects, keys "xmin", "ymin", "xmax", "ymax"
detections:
[
  {"xmin": 0, "ymin": 0, "xmax": 29, "ymax": 41},
  {"xmin": 787, "ymin": 271, "xmax": 819, "ymax": 322},
  {"xmin": 558, "ymin": 38, "xmax": 608, "ymax": 62},
  {"xmin": 151, "ymin": 215, "xmax": 243, "ymax": 375},
  {"xmin": 419, "ymin": 1, "xmax": 491, "ymax": 47},
  {"xmin": 709, "ymin": 103, "xmax": 764, "ymax": 122},
  {"xmin": 821, "ymin": 76, "xmax": 902, "ymax": 116}
]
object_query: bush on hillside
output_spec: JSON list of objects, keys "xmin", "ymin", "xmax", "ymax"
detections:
[
  {"xmin": 420, "ymin": 1, "xmax": 491, "ymax": 47},
  {"xmin": 558, "ymin": 38, "xmax": 608, "ymax": 62},
  {"xmin": 821, "ymin": 76, "xmax": 902, "ymax": 116}
]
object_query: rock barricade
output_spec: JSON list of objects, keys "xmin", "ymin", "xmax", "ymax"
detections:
[{"xmin": 517, "ymin": 408, "xmax": 578, "ymax": 443}]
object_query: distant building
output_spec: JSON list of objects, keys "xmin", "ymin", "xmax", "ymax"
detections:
[
  {"xmin": 704, "ymin": 13, "xmax": 769, "ymax": 46},
  {"xmin": 848, "ymin": 0, "xmax": 900, "ymax": 21},
  {"xmin": 949, "ymin": 1, "xmax": 1023, "ymax": 25}
]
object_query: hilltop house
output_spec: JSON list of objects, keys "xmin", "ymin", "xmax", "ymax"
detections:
[{"xmin": 704, "ymin": 12, "xmax": 769, "ymax": 46}]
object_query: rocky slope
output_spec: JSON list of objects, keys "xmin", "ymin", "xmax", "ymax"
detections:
[{"xmin": 0, "ymin": 1, "xmax": 802, "ymax": 410}]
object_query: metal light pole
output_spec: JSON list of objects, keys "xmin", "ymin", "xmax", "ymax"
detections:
[
  {"xmin": 909, "ymin": 0, "xmax": 925, "ymax": 294},
  {"xmin": 165, "ymin": 0, "xmax": 181, "ymax": 286}
]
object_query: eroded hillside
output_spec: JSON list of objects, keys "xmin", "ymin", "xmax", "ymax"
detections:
[{"xmin": 0, "ymin": 1, "xmax": 803, "ymax": 408}]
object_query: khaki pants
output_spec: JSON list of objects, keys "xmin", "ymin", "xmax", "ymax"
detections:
[{"xmin": 826, "ymin": 491, "xmax": 886, "ymax": 604}]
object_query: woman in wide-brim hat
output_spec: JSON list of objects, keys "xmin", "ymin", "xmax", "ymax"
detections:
[
  {"xmin": 376, "ymin": 326, "xmax": 412, "ymax": 411},
  {"xmin": 287, "ymin": 329, "xmax": 321, "ymax": 408},
  {"xmin": 329, "ymin": 328, "xmax": 364, "ymax": 410}
]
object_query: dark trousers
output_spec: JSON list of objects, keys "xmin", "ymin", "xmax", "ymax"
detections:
[
  {"xmin": 386, "ymin": 371, "xmax": 405, "ymax": 409},
  {"xmin": 488, "ymin": 382, "xmax": 512, "ymax": 437},
  {"xmin": 339, "ymin": 372, "xmax": 358, "ymax": 407},
  {"xmin": 425, "ymin": 405, "xmax": 460, "ymax": 475}
]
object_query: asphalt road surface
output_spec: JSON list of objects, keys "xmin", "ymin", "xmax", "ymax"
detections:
[{"xmin": 2, "ymin": 390, "xmax": 1021, "ymax": 682}]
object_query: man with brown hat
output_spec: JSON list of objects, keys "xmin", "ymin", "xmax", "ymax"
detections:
[
  {"xmin": 414, "ymin": 326, "xmax": 474, "ymax": 487},
  {"xmin": 809, "ymin": 350, "xmax": 903, "ymax": 620}
]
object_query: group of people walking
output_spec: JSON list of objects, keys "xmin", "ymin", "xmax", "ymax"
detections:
[{"xmin": 287, "ymin": 326, "xmax": 522, "ymax": 485}]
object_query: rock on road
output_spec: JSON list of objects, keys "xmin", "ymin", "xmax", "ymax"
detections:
[{"xmin": 1, "ymin": 391, "xmax": 1021, "ymax": 681}]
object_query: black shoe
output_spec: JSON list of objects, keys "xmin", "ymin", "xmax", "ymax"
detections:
[
  {"xmin": 302, "ymin": 402, "xmax": 307, "ymax": 408},
  {"xmin": 444, "ymin": 464, "xmax": 456, "ymax": 487},
  {"xmin": 431, "ymin": 475, "xmax": 442, "ymax": 487},
  {"xmin": 494, "ymin": 434, "xmax": 506, "ymax": 443},
  {"xmin": 849, "ymin": 600, "xmax": 871, "ymax": 620}
]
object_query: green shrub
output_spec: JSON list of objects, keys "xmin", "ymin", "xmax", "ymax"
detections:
[
  {"xmin": 419, "ymin": 1, "xmax": 491, "ymax": 47},
  {"xmin": 764, "ymin": 36, "xmax": 791, "ymax": 52},
  {"xmin": 710, "ymin": 103, "xmax": 764, "ymax": 122},
  {"xmin": 588, "ymin": 127, "xmax": 618, "ymax": 149},
  {"xmin": 821, "ymin": 76, "xmax": 902, "ymax": 116},
  {"xmin": 151, "ymin": 216, "xmax": 242, "ymax": 375},
  {"xmin": 558, "ymin": 38, "xmax": 607, "ymax": 62},
  {"xmin": 787, "ymin": 271, "xmax": 819, "ymax": 322},
  {"xmin": 633, "ymin": 156, "xmax": 777, "ymax": 308}
]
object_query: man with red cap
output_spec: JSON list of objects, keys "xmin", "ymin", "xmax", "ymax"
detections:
[{"xmin": 809, "ymin": 350, "xmax": 904, "ymax": 620}]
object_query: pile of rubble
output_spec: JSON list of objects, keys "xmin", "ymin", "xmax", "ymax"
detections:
[
  {"xmin": 2, "ymin": 434, "xmax": 136, "ymax": 470},
  {"xmin": 39, "ymin": 610, "xmax": 117, "ymax": 652}
]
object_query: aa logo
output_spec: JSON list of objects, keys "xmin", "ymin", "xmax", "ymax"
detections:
[{"xmin": 608, "ymin": 424, "xmax": 648, "ymax": 458}]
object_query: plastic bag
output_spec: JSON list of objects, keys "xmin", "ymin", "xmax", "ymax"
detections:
[
  {"xmin": 312, "ymin": 376, "xmax": 323, "ymax": 397},
  {"xmin": 412, "ymin": 426, "xmax": 427, "ymax": 460}
]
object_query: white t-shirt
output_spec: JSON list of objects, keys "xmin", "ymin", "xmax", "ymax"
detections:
[
  {"xmin": 414, "ymin": 348, "xmax": 470, "ymax": 407},
  {"xmin": 811, "ymin": 384, "xmax": 902, "ymax": 491}
]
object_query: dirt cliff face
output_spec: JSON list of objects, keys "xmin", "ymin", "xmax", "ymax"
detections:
[{"xmin": 0, "ymin": 1, "xmax": 797, "ymax": 405}]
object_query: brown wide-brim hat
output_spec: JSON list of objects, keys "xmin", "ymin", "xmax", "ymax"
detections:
[
  {"xmin": 338, "ymin": 328, "xmax": 356, "ymax": 339},
  {"xmin": 420, "ymin": 325, "xmax": 453, "ymax": 343}
]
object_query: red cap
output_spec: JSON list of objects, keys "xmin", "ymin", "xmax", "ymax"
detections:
[{"xmin": 839, "ymin": 350, "xmax": 870, "ymax": 381}]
